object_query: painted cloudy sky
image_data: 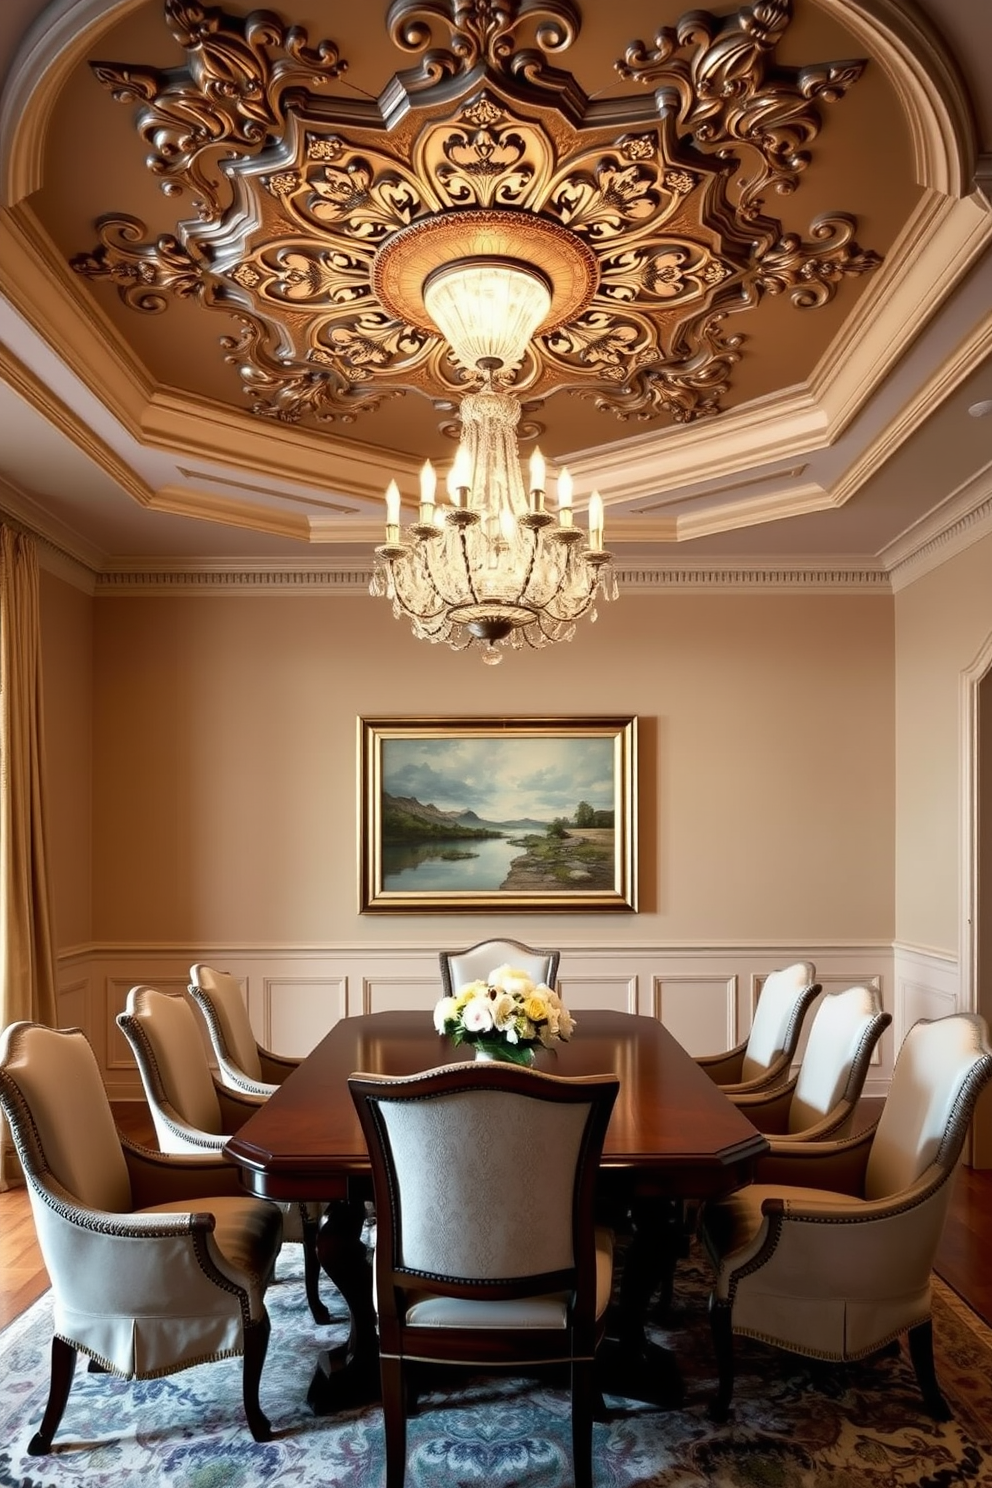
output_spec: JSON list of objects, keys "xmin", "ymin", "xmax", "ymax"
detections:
[{"xmin": 382, "ymin": 735, "xmax": 615, "ymax": 823}]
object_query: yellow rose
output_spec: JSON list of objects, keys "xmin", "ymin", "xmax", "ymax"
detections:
[{"xmin": 523, "ymin": 993, "xmax": 548, "ymax": 1022}]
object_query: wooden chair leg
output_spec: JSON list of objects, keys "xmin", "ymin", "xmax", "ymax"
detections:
[
  {"xmin": 908, "ymin": 1320, "xmax": 952, "ymax": 1421},
  {"xmin": 27, "ymin": 1336, "xmax": 77, "ymax": 1455},
  {"xmin": 571, "ymin": 1358, "xmax": 596, "ymax": 1488},
  {"xmin": 300, "ymin": 1207, "xmax": 331, "ymax": 1325},
  {"xmin": 381, "ymin": 1354, "xmax": 408, "ymax": 1488},
  {"xmin": 242, "ymin": 1315, "xmax": 273, "ymax": 1441},
  {"xmin": 708, "ymin": 1298, "xmax": 735, "ymax": 1422}
]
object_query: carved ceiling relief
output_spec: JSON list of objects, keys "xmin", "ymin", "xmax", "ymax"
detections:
[{"xmin": 72, "ymin": 0, "xmax": 882, "ymax": 430}]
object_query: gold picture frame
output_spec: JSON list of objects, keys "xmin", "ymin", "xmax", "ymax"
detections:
[{"xmin": 359, "ymin": 716, "xmax": 637, "ymax": 914}]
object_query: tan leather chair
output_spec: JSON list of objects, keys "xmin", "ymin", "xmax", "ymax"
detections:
[
  {"xmin": 700, "ymin": 1011, "xmax": 992, "ymax": 1421},
  {"xmin": 0, "ymin": 1020, "xmax": 282, "ymax": 1452},
  {"xmin": 118, "ymin": 984, "xmax": 329, "ymax": 1323},
  {"xmin": 695, "ymin": 961, "xmax": 821, "ymax": 1095},
  {"xmin": 187, "ymin": 963, "xmax": 299, "ymax": 1097},
  {"xmin": 438, "ymin": 937, "xmax": 560, "ymax": 998},
  {"xmin": 349, "ymin": 1062, "xmax": 618, "ymax": 1488},
  {"xmin": 730, "ymin": 984, "xmax": 891, "ymax": 1141}
]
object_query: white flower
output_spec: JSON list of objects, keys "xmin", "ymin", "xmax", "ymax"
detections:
[
  {"xmin": 488, "ymin": 964, "xmax": 535, "ymax": 997},
  {"xmin": 491, "ymin": 992, "xmax": 518, "ymax": 1032},
  {"xmin": 557, "ymin": 1005, "xmax": 576, "ymax": 1039},
  {"xmin": 461, "ymin": 995, "xmax": 495, "ymax": 1034},
  {"xmin": 433, "ymin": 995, "xmax": 458, "ymax": 1034}
]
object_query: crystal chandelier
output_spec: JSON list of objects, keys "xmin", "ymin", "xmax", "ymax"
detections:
[{"xmin": 370, "ymin": 257, "xmax": 617, "ymax": 664}]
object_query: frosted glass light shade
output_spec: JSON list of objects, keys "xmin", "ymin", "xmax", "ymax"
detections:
[{"xmin": 423, "ymin": 259, "xmax": 552, "ymax": 371}]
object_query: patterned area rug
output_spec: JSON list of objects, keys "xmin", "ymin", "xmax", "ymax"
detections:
[{"xmin": 3, "ymin": 1244, "xmax": 992, "ymax": 1488}]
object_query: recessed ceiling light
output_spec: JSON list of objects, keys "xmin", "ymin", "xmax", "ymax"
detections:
[{"xmin": 967, "ymin": 399, "xmax": 992, "ymax": 418}]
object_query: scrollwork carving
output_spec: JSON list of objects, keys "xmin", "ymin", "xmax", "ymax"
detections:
[
  {"xmin": 73, "ymin": 0, "xmax": 881, "ymax": 431},
  {"xmin": 69, "ymin": 214, "xmax": 216, "ymax": 312},
  {"xmin": 92, "ymin": 0, "xmax": 347, "ymax": 219},
  {"xmin": 750, "ymin": 214, "xmax": 882, "ymax": 308},
  {"xmin": 616, "ymin": 0, "xmax": 864, "ymax": 215},
  {"xmin": 386, "ymin": 0, "xmax": 579, "ymax": 84}
]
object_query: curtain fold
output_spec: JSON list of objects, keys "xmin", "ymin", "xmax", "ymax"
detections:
[{"xmin": 0, "ymin": 526, "xmax": 58, "ymax": 1188}]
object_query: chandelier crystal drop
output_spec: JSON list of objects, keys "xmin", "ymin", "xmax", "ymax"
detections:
[{"xmin": 370, "ymin": 256, "xmax": 617, "ymax": 663}]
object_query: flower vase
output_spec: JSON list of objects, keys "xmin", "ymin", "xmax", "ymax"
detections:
[{"xmin": 473, "ymin": 1042, "xmax": 535, "ymax": 1067}]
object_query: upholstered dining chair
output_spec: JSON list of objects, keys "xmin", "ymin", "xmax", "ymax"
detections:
[
  {"xmin": 695, "ymin": 961, "xmax": 821, "ymax": 1096},
  {"xmin": 729, "ymin": 984, "xmax": 891, "ymax": 1141},
  {"xmin": 438, "ymin": 937, "xmax": 560, "ymax": 998},
  {"xmin": 117, "ymin": 984, "xmax": 329, "ymax": 1323},
  {"xmin": 349, "ymin": 1062, "xmax": 619, "ymax": 1488},
  {"xmin": 187, "ymin": 962, "xmax": 298, "ymax": 1097},
  {"xmin": 0, "ymin": 1020, "xmax": 282, "ymax": 1452},
  {"xmin": 700, "ymin": 1011, "xmax": 992, "ymax": 1421}
]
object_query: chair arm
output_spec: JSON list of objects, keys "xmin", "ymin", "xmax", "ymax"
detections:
[
  {"xmin": 717, "ymin": 1164, "xmax": 951, "ymax": 1305},
  {"xmin": 695, "ymin": 1041, "xmax": 747, "ymax": 1085},
  {"xmin": 718, "ymin": 1047, "xmax": 795, "ymax": 1096},
  {"xmin": 214, "ymin": 1081, "xmax": 267, "ymax": 1132},
  {"xmin": 258, "ymin": 1047, "xmax": 300, "ymax": 1085},
  {"xmin": 726, "ymin": 1077, "xmax": 798, "ymax": 1134},
  {"xmin": 216, "ymin": 1055, "xmax": 280, "ymax": 1098},
  {"xmin": 779, "ymin": 1099, "xmax": 859, "ymax": 1143},
  {"xmin": 752, "ymin": 1123, "xmax": 876, "ymax": 1191},
  {"xmin": 121, "ymin": 1135, "xmax": 246, "ymax": 1207}
]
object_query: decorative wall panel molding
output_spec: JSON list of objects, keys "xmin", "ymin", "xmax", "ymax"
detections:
[{"xmin": 67, "ymin": 939, "xmax": 897, "ymax": 1100}]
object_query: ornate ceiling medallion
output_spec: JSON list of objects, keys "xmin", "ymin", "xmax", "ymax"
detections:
[{"xmin": 73, "ymin": 0, "xmax": 882, "ymax": 431}]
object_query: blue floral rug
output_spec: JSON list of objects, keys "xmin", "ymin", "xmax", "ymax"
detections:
[{"xmin": 3, "ymin": 1244, "xmax": 992, "ymax": 1488}]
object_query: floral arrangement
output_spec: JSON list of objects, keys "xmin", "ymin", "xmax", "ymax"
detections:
[{"xmin": 433, "ymin": 963, "xmax": 576, "ymax": 1065}]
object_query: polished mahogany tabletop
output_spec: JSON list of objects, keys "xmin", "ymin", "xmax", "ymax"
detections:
[{"xmin": 225, "ymin": 1009, "xmax": 768, "ymax": 1201}]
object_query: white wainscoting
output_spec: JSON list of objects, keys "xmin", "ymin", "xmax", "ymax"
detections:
[
  {"xmin": 57, "ymin": 941, "xmax": 900, "ymax": 1101},
  {"xmin": 892, "ymin": 942, "xmax": 962, "ymax": 1045}
]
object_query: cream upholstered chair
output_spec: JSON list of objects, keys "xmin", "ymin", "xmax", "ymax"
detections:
[
  {"xmin": 729, "ymin": 985, "xmax": 891, "ymax": 1141},
  {"xmin": 438, "ymin": 937, "xmax": 560, "ymax": 999},
  {"xmin": 349, "ymin": 1062, "xmax": 619, "ymax": 1488},
  {"xmin": 700, "ymin": 1011, "xmax": 992, "ymax": 1421},
  {"xmin": 117, "ymin": 984, "xmax": 329, "ymax": 1323},
  {"xmin": 695, "ymin": 961, "xmax": 821, "ymax": 1095},
  {"xmin": 188, "ymin": 963, "xmax": 299, "ymax": 1097},
  {"xmin": 0, "ymin": 1020, "xmax": 282, "ymax": 1452}
]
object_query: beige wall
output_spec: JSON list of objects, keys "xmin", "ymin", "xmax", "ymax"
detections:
[
  {"xmin": 40, "ymin": 568, "xmax": 93, "ymax": 950},
  {"xmin": 895, "ymin": 531, "xmax": 992, "ymax": 955},
  {"xmin": 81, "ymin": 587, "xmax": 895, "ymax": 949}
]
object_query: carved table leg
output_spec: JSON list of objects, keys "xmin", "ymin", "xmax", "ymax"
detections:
[{"xmin": 306, "ymin": 1196, "xmax": 381, "ymax": 1413}]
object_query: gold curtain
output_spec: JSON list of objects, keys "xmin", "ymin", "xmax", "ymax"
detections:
[{"xmin": 0, "ymin": 526, "xmax": 58, "ymax": 1189}]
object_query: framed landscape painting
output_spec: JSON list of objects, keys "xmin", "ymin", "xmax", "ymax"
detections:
[{"xmin": 359, "ymin": 716, "xmax": 637, "ymax": 913}]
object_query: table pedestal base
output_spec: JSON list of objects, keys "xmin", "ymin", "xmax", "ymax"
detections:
[{"xmin": 307, "ymin": 1195, "xmax": 381, "ymax": 1415}]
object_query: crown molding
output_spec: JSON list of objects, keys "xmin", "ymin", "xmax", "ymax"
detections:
[
  {"xmin": 0, "ymin": 477, "xmax": 100, "ymax": 590},
  {"xmin": 885, "ymin": 468, "xmax": 992, "ymax": 592},
  {"xmin": 92, "ymin": 557, "xmax": 890, "ymax": 595}
]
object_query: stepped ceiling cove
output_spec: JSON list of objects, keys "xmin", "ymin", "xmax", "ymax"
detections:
[{"xmin": 0, "ymin": 0, "xmax": 989, "ymax": 573}]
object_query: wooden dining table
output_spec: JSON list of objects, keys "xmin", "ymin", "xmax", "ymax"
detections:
[{"xmin": 224, "ymin": 1009, "xmax": 768, "ymax": 1413}]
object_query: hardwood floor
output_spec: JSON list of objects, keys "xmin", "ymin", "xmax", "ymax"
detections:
[{"xmin": 3, "ymin": 1101, "xmax": 992, "ymax": 1331}]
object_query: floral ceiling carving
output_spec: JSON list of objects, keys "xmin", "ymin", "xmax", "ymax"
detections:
[{"xmin": 72, "ymin": 0, "xmax": 881, "ymax": 430}]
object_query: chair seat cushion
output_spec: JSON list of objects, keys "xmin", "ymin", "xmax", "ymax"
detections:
[
  {"xmin": 702, "ymin": 1184, "xmax": 862, "ymax": 1263},
  {"xmin": 399, "ymin": 1227, "xmax": 614, "ymax": 1329},
  {"xmin": 142, "ymin": 1195, "xmax": 283, "ymax": 1290}
]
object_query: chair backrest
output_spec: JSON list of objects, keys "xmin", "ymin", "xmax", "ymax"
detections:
[
  {"xmin": 787, "ymin": 984, "xmax": 890, "ymax": 1133},
  {"xmin": 0, "ymin": 1022, "xmax": 132, "ymax": 1212},
  {"xmin": 439, "ymin": 938, "xmax": 560, "ymax": 999},
  {"xmin": 188, "ymin": 963, "xmax": 263, "ymax": 1081},
  {"xmin": 349, "ymin": 1063, "xmax": 617, "ymax": 1302},
  {"xmin": 118, "ymin": 985, "xmax": 224, "ymax": 1148},
  {"xmin": 740, "ymin": 961, "xmax": 819, "ymax": 1083},
  {"xmin": 865, "ymin": 1012, "xmax": 992, "ymax": 1200}
]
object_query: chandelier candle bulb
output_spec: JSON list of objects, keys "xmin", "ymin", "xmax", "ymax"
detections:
[
  {"xmin": 529, "ymin": 446, "xmax": 546, "ymax": 512},
  {"xmin": 557, "ymin": 467, "xmax": 574, "ymax": 527},
  {"xmin": 385, "ymin": 479, "xmax": 401, "ymax": 543},
  {"xmin": 419, "ymin": 460, "xmax": 437, "ymax": 525},
  {"xmin": 589, "ymin": 490, "xmax": 604, "ymax": 550}
]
